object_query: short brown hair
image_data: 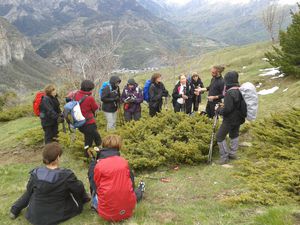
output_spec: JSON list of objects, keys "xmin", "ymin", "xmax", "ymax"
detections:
[
  {"xmin": 191, "ymin": 72, "xmax": 199, "ymax": 79},
  {"xmin": 151, "ymin": 73, "xmax": 162, "ymax": 83},
  {"xmin": 213, "ymin": 65, "xmax": 225, "ymax": 74},
  {"xmin": 178, "ymin": 74, "xmax": 186, "ymax": 80},
  {"xmin": 43, "ymin": 142, "xmax": 63, "ymax": 164},
  {"xmin": 102, "ymin": 135, "xmax": 122, "ymax": 150},
  {"xmin": 44, "ymin": 84, "xmax": 56, "ymax": 96}
]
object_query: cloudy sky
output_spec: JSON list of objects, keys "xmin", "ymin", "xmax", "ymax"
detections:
[{"xmin": 163, "ymin": 0, "xmax": 299, "ymax": 6}]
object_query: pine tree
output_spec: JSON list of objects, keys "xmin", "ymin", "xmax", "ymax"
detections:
[{"xmin": 265, "ymin": 4, "xmax": 300, "ymax": 78}]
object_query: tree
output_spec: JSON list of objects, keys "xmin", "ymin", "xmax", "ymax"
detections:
[
  {"xmin": 261, "ymin": 2, "xmax": 288, "ymax": 43},
  {"xmin": 265, "ymin": 4, "xmax": 300, "ymax": 78}
]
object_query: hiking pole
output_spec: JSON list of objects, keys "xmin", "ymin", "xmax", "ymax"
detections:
[
  {"xmin": 208, "ymin": 105, "xmax": 220, "ymax": 164},
  {"xmin": 117, "ymin": 101, "xmax": 125, "ymax": 126}
]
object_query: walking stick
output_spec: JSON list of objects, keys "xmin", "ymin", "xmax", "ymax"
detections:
[{"xmin": 208, "ymin": 106, "xmax": 219, "ymax": 164}]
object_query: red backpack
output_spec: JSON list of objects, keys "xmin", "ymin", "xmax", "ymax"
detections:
[{"xmin": 33, "ymin": 91, "xmax": 45, "ymax": 116}]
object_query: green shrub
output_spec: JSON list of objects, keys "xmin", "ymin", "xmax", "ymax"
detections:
[
  {"xmin": 60, "ymin": 111, "xmax": 213, "ymax": 170},
  {"xmin": 254, "ymin": 208, "xmax": 294, "ymax": 225},
  {"xmin": 225, "ymin": 108, "xmax": 300, "ymax": 205},
  {"xmin": 0, "ymin": 105, "xmax": 33, "ymax": 122}
]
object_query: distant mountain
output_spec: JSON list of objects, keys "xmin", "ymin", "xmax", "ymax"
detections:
[
  {"xmin": 169, "ymin": 0, "xmax": 296, "ymax": 45},
  {"xmin": 0, "ymin": 0, "xmax": 224, "ymax": 69},
  {"xmin": 0, "ymin": 17, "xmax": 56, "ymax": 93}
]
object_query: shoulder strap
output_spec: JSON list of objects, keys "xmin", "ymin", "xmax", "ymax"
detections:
[{"xmin": 79, "ymin": 95, "xmax": 89, "ymax": 104}]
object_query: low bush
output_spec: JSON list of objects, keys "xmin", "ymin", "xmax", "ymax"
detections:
[
  {"xmin": 0, "ymin": 105, "xmax": 33, "ymax": 122},
  {"xmin": 225, "ymin": 108, "xmax": 300, "ymax": 205}
]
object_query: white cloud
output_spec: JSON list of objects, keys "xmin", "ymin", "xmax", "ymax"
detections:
[
  {"xmin": 162, "ymin": 0, "xmax": 191, "ymax": 6},
  {"xmin": 161, "ymin": 0, "xmax": 299, "ymax": 6},
  {"xmin": 278, "ymin": 0, "xmax": 299, "ymax": 5}
]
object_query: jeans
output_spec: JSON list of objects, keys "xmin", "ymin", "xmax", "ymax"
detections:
[{"xmin": 104, "ymin": 112, "xmax": 117, "ymax": 130}]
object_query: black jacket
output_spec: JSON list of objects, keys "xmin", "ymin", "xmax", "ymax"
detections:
[
  {"xmin": 207, "ymin": 76, "xmax": 225, "ymax": 102},
  {"xmin": 39, "ymin": 95, "xmax": 61, "ymax": 127},
  {"xmin": 101, "ymin": 76, "xmax": 121, "ymax": 113},
  {"xmin": 24, "ymin": 167, "xmax": 87, "ymax": 225},
  {"xmin": 149, "ymin": 82, "xmax": 169, "ymax": 109},
  {"xmin": 191, "ymin": 79, "xmax": 204, "ymax": 102},
  {"xmin": 219, "ymin": 72, "xmax": 245, "ymax": 125},
  {"xmin": 172, "ymin": 82, "xmax": 193, "ymax": 105}
]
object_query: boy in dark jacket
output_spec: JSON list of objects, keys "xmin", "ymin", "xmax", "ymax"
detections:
[
  {"xmin": 88, "ymin": 135, "xmax": 145, "ymax": 222},
  {"xmin": 149, "ymin": 73, "xmax": 169, "ymax": 117},
  {"xmin": 172, "ymin": 74, "xmax": 193, "ymax": 114},
  {"xmin": 201, "ymin": 65, "xmax": 225, "ymax": 118},
  {"xmin": 74, "ymin": 80, "xmax": 101, "ymax": 158},
  {"xmin": 39, "ymin": 84, "xmax": 63, "ymax": 144},
  {"xmin": 121, "ymin": 79, "xmax": 143, "ymax": 122},
  {"xmin": 101, "ymin": 76, "xmax": 121, "ymax": 130},
  {"xmin": 216, "ymin": 71, "xmax": 245, "ymax": 164},
  {"xmin": 190, "ymin": 72, "xmax": 204, "ymax": 112},
  {"xmin": 10, "ymin": 143, "xmax": 90, "ymax": 225}
]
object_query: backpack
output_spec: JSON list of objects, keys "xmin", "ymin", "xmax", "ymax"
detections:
[
  {"xmin": 63, "ymin": 95, "xmax": 88, "ymax": 129},
  {"xmin": 33, "ymin": 91, "xmax": 45, "ymax": 116},
  {"xmin": 143, "ymin": 80, "xmax": 152, "ymax": 102},
  {"xmin": 99, "ymin": 81, "xmax": 112, "ymax": 98},
  {"xmin": 229, "ymin": 82, "xmax": 258, "ymax": 121}
]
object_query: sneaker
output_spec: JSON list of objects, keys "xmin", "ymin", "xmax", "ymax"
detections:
[{"xmin": 138, "ymin": 181, "xmax": 145, "ymax": 192}]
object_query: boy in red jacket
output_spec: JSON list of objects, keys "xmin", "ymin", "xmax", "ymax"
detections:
[
  {"xmin": 74, "ymin": 80, "xmax": 101, "ymax": 157},
  {"xmin": 88, "ymin": 135, "xmax": 145, "ymax": 222}
]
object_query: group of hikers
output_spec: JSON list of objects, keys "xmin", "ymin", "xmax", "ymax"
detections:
[{"xmin": 10, "ymin": 65, "xmax": 254, "ymax": 224}]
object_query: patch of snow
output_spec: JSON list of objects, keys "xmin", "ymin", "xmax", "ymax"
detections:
[
  {"xmin": 283, "ymin": 88, "xmax": 288, "ymax": 93},
  {"xmin": 256, "ymin": 83, "xmax": 262, "ymax": 88},
  {"xmin": 262, "ymin": 58, "xmax": 269, "ymax": 62},
  {"xmin": 258, "ymin": 86, "xmax": 279, "ymax": 95},
  {"xmin": 259, "ymin": 68, "xmax": 280, "ymax": 76},
  {"xmin": 271, "ymin": 74, "xmax": 285, "ymax": 80}
]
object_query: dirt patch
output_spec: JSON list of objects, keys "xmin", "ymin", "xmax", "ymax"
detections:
[{"xmin": 0, "ymin": 145, "xmax": 43, "ymax": 165}]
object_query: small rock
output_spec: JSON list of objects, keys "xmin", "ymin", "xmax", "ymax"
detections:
[
  {"xmin": 239, "ymin": 142, "xmax": 252, "ymax": 147},
  {"xmin": 222, "ymin": 164, "xmax": 234, "ymax": 168}
]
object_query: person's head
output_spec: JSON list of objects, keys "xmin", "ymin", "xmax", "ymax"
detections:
[
  {"xmin": 151, "ymin": 73, "xmax": 162, "ymax": 84},
  {"xmin": 45, "ymin": 84, "xmax": 57, "ymax": 97},
  {"xmin": 178, "ymin": 74, "xmax": 187, "ymax": 85},
  {"xmin": 81, "ymin": 80, "xmax": 95, "ymax": 92},
  {"xmin": 211, "ymin": 65, "xmax": 225, "ymax": 77},
  {"xmin": 42, "ymin": 142, "xmax": 63, "ymax": 165},
  {"xmin": 224, "ymin": 71, "xmax": 239, "ymax": 90},
  {"xmin": 102, "ymin": 135, "xmax": 122, "ymax": 150},
  {"xmin": 192, "ymin": 72, "xmax": 200, "ymax": 81},
  {"xmin": 127, "ymin": 78, "xmax": 136, "ymax": 89},
  {"xmin": 110, "ymin": 76, "xmax": 121, "ymax": 88}
]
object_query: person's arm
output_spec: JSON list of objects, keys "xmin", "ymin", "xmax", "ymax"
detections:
[
  {"xmin": 172, "ymin": 85, "xmax": 181, "ymax": 99},
  {"xmin": 121, "ymin": 88, "xmax": 128, "ymax": 103},
  {"xmin": 89, "ymin": 96, "xmax": 99, "ymax": 113},
  {"xmin": 149, "ymin": 84, "xmax": 162, "ymax": 102},
  {"xmin": 217, "ymin": 79, "xmax": 225, "ymax": 100},
  {"xmin": 134, "ymin": 88, "xmax": 144, "ymax": 104},
  {"xmin": 101, "ymin": 86, "xmax": 118, "ymax": 103},
  {"xmin": 43, "ymin": 97, "xmax": 59, "ymax": 120},
  {"xmin": 162, "ymin": 83, "xmax": 169, "ymax": 97},
  {"xmin": 219, "ymin": 92, "xmax": 234, "ymax": 116},
  {"xmin": 66, "ymin": 170, "xmax": 86, "ymax": 198}
]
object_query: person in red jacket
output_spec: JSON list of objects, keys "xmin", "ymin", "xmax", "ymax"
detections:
[
  {"xmin": 88, "ymin": 135, "xmax": 145, "ymax": 222},
  {"xmin": 74, "ymin": 80, "xmax": 102, "ymax": 158}
]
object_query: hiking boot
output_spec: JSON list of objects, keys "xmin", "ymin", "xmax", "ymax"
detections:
[
  {"xmin": 138, "ymin": 181, "xmax": 146, "ymax": 193},
  {"xmin": 9, "ymin": 212, "xmax": 17, "ymax": 220},
  {"xmin": 229, "ymin": 154, "xmax": 238, "ymax": 160}
]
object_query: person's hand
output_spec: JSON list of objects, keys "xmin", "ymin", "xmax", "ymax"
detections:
[
  {"xmin": 200, "ymin": 88, "xmax": 207, "ymax": 92},
  {"xmin": 194, "ymin": 90, "xmax": 200, "ymax": 96},
  {"xmin": 208, "ymin": 96, "xmax": 217, "ymax": 102},
  {"xmin": 182, "ymin": 94, "xmax": 188, "ymax": 100}
]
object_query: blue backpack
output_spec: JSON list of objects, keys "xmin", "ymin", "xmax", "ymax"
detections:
[
  {"xmin": 99, "ymin": 81, "xmax": 112, "ymax": 98},
  {"xmin": 63, "ymin": 95, "xmax": 88, "ymax": 129},
  {"xmin": 143, "ymin": 80, "xmax": 152, "ymax": 102}
]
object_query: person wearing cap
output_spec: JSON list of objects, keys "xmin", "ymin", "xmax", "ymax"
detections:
[
  {"xmin": 10, "ymin": 143, "xmax": 90, "ymax": 225},
  {"xmin": 121, "ymin": 79, "xmax": 143, "ymax": 122},
  {"xmin": 101, "ymin": 76, "xmax": 121, "ymax": 130}
]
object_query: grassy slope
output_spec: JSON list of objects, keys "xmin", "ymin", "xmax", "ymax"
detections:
[{"xmin": 0, "ymin": 42, "xmax": 299, "ymax": 224}]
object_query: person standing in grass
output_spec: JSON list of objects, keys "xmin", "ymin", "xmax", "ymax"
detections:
[
  {"xmin": 74, "ymin": 80, "xmax": 101, "ymax": 158},
  {"xmin": 88, "ymin": 135, "xmax": 145, "ymax": 222},
  {"xmin": 121, "ymin": 79, "xmax": 144, "ymax": 122},
  {"xmin": 216, "ymin": 71, "xmax": 245, "ymax": 164},
  {"xmin": 10, "ymin": 142, "xmax": 90, "ymax": 225},
  {"xmin": 172, "ymin": 74, "xmax": 193, "ymax": 114},
  {"xmin": 39, "ymin": 84, "xmax": 63, "ymax": 144},
  {"xmin": 200, "ymin": 65, "xmax": 225, "ymax": 118},
  {"xmin": 190, "ymin": 72, "xmax": 204, "ymax": 113},
  {"xmin": 149, "ymin": 73, "xmax": 169, "ymax": 117}
]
